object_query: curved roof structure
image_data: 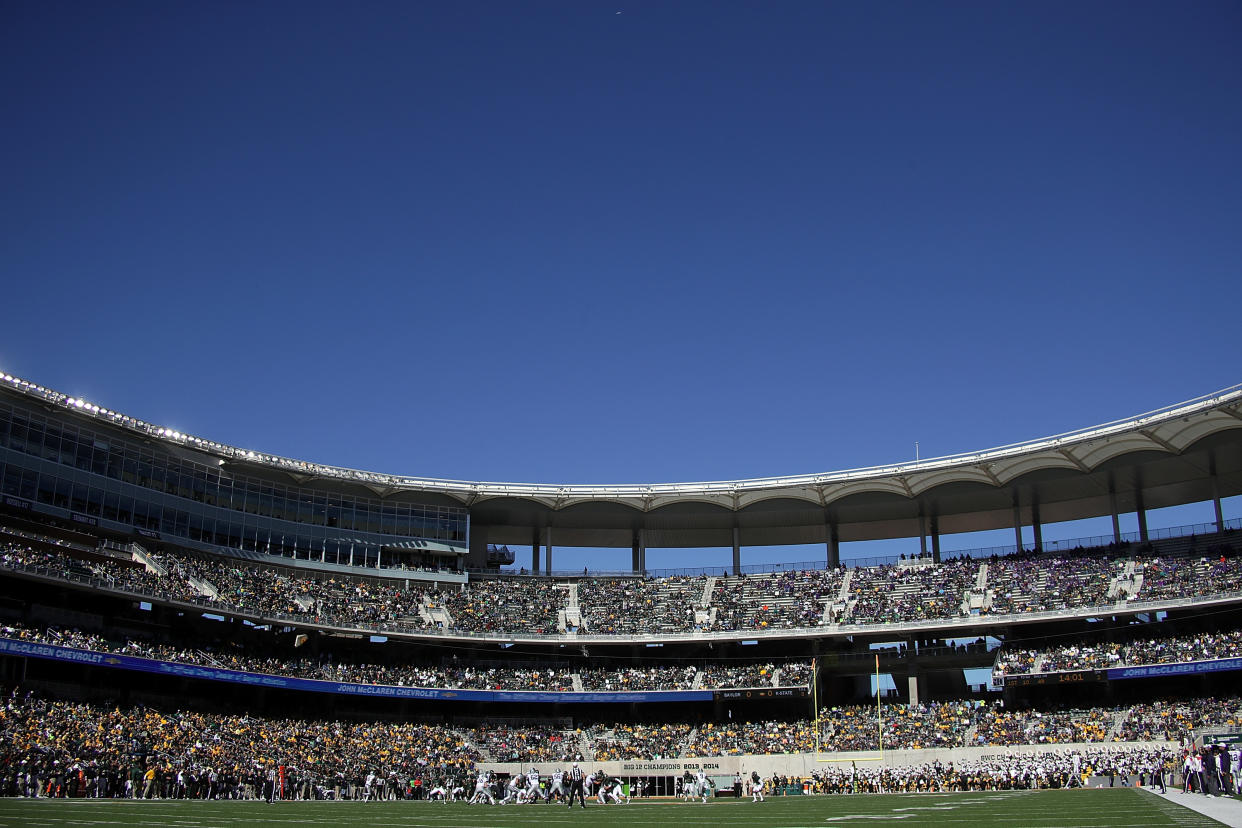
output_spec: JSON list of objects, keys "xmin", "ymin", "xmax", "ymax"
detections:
[{"xmin": 4, "ymin": 371, "xmax": 1242, "ymax": 550}]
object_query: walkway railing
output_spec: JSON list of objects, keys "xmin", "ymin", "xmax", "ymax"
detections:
[
  {"xmin": 5, "ymin": 554, "xmax": 1242, "ymax": 647},
  {"xmin": 486, "ymin": 518, "xmax": 1242, "ymax": 578}
]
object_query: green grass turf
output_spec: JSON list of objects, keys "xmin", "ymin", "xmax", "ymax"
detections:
[{"xmin": 0, "ymin": 789, "xmax": 1228, "ymax": 828}]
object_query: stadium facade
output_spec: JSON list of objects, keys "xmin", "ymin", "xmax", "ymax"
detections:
[{"xmin": 1, "ymin": 371, "xmax": 1240, "ymax": 576}]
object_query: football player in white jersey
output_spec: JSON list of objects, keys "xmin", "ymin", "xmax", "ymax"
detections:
[
  {"xmin": 526, "ymin": 767, "xmax": 547, "ymax": 802},
  {"xmin": 470, "ymin": 770, "xmax": 496, "ymax": 804},
  {"xmin": 696, "ymin": 770, "xmax": 712, "ymax": 803},
  {"xmin": 549, "ymin": 768, "xmax": 567, "ymax": 803},
  {"xmin": 606, "ymin": 777, "xmax": 630, "ymax": 804}
]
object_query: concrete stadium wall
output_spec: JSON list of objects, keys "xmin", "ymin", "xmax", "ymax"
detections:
[{"xmin": 479, "ymin": 740, "xmax": 1176, "ymax": 779}]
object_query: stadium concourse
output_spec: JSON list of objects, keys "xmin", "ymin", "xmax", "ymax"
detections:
[{"xmin": 1, "ymin": 375, "xmax": 1242, "ymax": 811}]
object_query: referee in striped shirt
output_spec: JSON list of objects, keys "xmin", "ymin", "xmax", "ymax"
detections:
[{"xmin": 567, "ymin": 763, "xmax": 586, "ymax": 808}]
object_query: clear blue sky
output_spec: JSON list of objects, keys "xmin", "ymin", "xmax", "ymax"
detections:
[{"xmin": 3, "ymin": 1, "xmax": 1239, "ymax": 571}]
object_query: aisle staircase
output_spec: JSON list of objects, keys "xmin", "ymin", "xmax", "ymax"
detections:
[
  {"xmin": 559, "ymin": 582, "xmax": 581, "ymax": 634},
  {"xmin": 965, "ymin": 563, "xmax": 989, "ymax": 613},
  {"xmin": 1108, "ymin": 708, "xmax": 1131, "ymax": 741}
]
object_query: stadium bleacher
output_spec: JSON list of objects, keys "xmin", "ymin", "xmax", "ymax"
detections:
[{"xmin": 4, "ymin": 514, "xmax": 1242, "ymax": 801}]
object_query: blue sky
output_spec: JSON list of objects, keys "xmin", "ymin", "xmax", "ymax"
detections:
[{"xmin": 3, "ymin": 1, "xmax": 1239, "ymax": 572}]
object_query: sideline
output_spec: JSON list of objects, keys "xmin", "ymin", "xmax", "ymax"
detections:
[{"xmin": 1147, "ymin": 787, "xmax": 1242, "ymax": 827}]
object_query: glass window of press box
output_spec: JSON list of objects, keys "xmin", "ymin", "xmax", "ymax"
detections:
[{"xmin": 0, "ymin": 399, "xmax": 467, "ymax": 568}]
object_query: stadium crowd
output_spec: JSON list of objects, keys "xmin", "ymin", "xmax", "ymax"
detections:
[
  {"xmin": 697, "ymin": 663, "xmax": 784, "ymax": 690},
  {"xmin": 710, "ymin": 569, "xmax": 845, "ymax": 630},
  {"xmin": 995, "ymin": 628, "xmax": 1242, "ymax": 676},
  {"xmin": 465, "ymin": 723, "xmax": 581, "ymax": 764},
  {"xmin": 972, "ymin": 706, "xmax": 1116, "ymax": 745},
  {"xmin": 795, "ymin": 745, "xmax": 1177, "ymax": 793},
  {"xmin": 427, "ymin": 579, "xmax": 561, "ymax": 635},
  {"xmin": 0, "ymin": 621, "xmax": 817, "ymax": 694},
  {"xmin": 4, "ymin": 498, "xmax": 1241, "ymax": 807},
  {"xmin": 1135, "ymin": 549, "xmax": 1242, "ymax": 602},
  {"xmin": 0, "ymin": 621, "xmax": 577, "ymax": 691},
  {"xmin": 820, "ymin": 701, "xmax": 980, "ymax": 751},
  {"xmin": 985, "ymin": 552, "xmax": 1125, "ymax": 615},
  {"xmin": 848, "ymin": 558, "xmax": 977, "ymax": 624},
  {"xmin": 684, "ymin": 720, "xmax": 817, "ymax": 756},
  {"xmin": 590, "ymin": 723, "xmax": 695, "ymax": 761},
  {"xmin": 0, "ymin": 688, "xmax": 479, "ymax": 800},
  {"xmin": 582, "ymin": 698, "xmax": 1242, "ymax": 759},
  {"xmin": 578, "ymin": 665, "xmax": 697, "ymax": 691},
  {"xmin": 1117, "ymin": 697, "xmax": 1242, "ymax": 743},
  {"xmin": 0, "ymin": 684, "xmax": 1202, "ymax": 799},
  {"xmin": 4, "ymin": 536, "xmax": 1242, "ymax": 638},
  {"xmin": 577, "ymin": 576, "xmax": 708, "ymax": 635}
]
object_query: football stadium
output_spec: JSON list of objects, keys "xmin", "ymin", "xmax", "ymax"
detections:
[
  {"xmin": 5, "ymin": 2, "xmax": 1241, "ymax": 826},
  {"xmin": 1, "ymin": 372, "xmax": 1242, "ymax": 827}
]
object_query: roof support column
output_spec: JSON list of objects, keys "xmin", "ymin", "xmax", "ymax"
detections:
[
  {"xmin": 1109, "ymin": 482, "xmax": 1121, "ymax": 545},
  {"xmin": 1212, "ymin": 457, "xmax": 1225, "ymax": 533},
  {"xmin": 732, "ymin": 526, "xmax": 741, "ymax": 576},
  {"xmin": 632, "ymin": 529, "xmax": 646, "ymax": 574},
  {"xmin": 826, "ymin": 522, "xmax": 840, "ymax": 569},
  {"xmin": 906, "ymin": 669, "xmax": 924, "ymax": 707},
  {"xmin": 532, "ymin": 527, "xmax": 541, "ymax": 573},
  {"xmin": 545, "ymin": 526, "xmax": 554, "ymax": 575},
  {"xmin": 1012, "ymin": 495, "xmax": 1023, "ymax": 552},
  {"xmin": 918, "ymin": 511, "xmax": 928, "ymax": 558},
  {"xmin": 1031, "ymin": 499, "xmax": 1043, "ymax": 553},
  {"xmin": 1135, "ymin": 487, "xmax": 1149, "ymax": 544},
  {"xmin": 467, "ymin": 525, "xmax": 489, "ymax": 572},
  {"xmin": 929, "ymin": 515, "xmax": 941, "ymax": 564}
]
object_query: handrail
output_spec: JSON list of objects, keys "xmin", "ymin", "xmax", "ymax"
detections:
[{"xmin": 482, "ymin": 518, "xmax": 1241, "ymax": 578}]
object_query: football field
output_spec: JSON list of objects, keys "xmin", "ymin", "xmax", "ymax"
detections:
[{"xmin": 0, "ymin": 789, "xmax": 1234, "ymax": 828}]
